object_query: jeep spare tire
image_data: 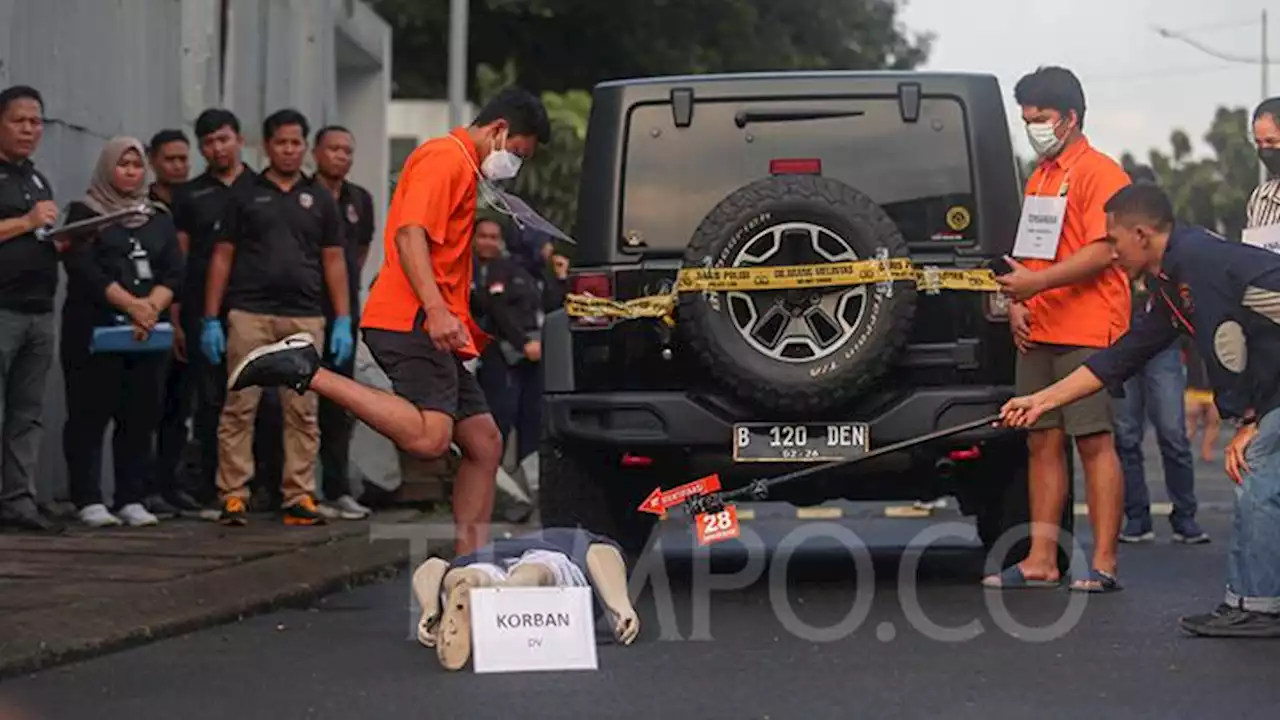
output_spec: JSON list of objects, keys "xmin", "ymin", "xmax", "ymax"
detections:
[{"xmin": 678, "ymin": 175, "xmax": 917, "ymax": 416}]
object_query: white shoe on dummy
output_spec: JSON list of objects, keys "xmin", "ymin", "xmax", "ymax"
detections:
[
  {"xmin": 437, "ymin": 569, "xmax": 493, "ymax": 671},
  {"xmin": 412, "ymin": 558, "xmax": 450, "ymax": 648}
]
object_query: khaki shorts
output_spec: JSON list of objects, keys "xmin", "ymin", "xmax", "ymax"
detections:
[{"xmin": 1016, "ymin": 344, "xmax": 1113, "ymax": 437}]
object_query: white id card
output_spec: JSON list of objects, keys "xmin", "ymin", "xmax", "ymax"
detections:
[
  {"xmin": 1242, "ymin": 224, "xmax": 1280, "ymax": 254},
  {"xmin": 1012, "ymin": 195, "xmax": 1067, "ymax": 261}
]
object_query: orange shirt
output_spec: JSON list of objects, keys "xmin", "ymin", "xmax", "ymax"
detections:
[
  {"xmin": 1021, "ymin": 137, "xmax": 1133, "ymax": 349},
  {"xmin": 361, "ymin": 127, "xmax": 487, "ymax": 359}
]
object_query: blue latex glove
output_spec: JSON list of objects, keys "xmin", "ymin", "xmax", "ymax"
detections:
[
  {"xmin": 330, "ymin": 315, "xmax": 354, "ymax": 367},
  {"xmin": 200, "ymin": 317, "xmax": 225, "ymax": 365}
]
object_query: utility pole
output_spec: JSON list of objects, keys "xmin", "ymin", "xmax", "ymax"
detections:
[
  {"xmin": 1154, "ymin": 16, "xmax": 1278, "ymax": 183},
  {"xmin": 448, "ymin": 0, "xmax": 469, "ymax": 128}
]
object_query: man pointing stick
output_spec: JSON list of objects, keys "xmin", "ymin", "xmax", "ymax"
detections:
[{"xmin": 1001, "ymin": 182, "xmax": 1280, "ymax": 639}]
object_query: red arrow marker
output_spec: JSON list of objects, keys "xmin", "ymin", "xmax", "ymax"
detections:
[{"xmin": 637, "ymin": 474, "xmax": 723, "ymax": 515}]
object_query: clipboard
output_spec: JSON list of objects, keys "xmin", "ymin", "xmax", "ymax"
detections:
[
  {"xmin": 90, "ymin": 322, "xmax": 174, "ymax": 354},
  {"xmin": 35, "ymin": 203, "xmax": 155, "ymax": 242}
]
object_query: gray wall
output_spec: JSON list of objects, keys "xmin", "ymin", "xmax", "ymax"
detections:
[{"xmin": 0, "ymin": 0, "xmax": 391, "ymax": 502}]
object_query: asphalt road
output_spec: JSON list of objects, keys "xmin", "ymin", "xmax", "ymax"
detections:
[{"xmin": 4, "ymin": 435, "xmax": 1279, "ymax": 720}]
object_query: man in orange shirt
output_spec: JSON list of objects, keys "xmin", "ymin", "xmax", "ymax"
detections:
[
  {"xmin": 222, "ymin": 88, "xmax": 551, "ymax": 556},
  {"xmin": 986, "ymin": 67, "xmax": 1132, "ymax": 593}
]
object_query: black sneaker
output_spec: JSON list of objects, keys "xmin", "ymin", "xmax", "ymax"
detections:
[
  {"xmin": 220, "ymin": 496, "xmax": 248, "ymax": 527},
  {"xmin": 1180, "ymin": 605, "xmax": 1280, "ymax": 638},
  {"xmin": 284, "ymin": 496, "xmax": 327, "ymax": 527},
  {"xmin": 227, "ymin": 333, "xmax": 321, "ymax": 394},
  {"xmin": 144, "ymin": 494, "xmax": 180, "ymax": 519},
  {"xmin": 164, "ymin": 490, "xmax": 204, "ymax": 515},
  {"xmin": 0, "ymin": 504, "xmax": 65, "ymax": 534}
]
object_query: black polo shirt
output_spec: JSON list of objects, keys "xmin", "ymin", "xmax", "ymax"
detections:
[
  {"xmin": 170, "ymin": 167, "xmax": 257, "ymax": 317},
  {"xmin": 62, "ymin": 201, "xmax": 185, "ymax": 328},
  {"xmin": 325, "ymin": 180, "xmax": 375, "ymax": 319},
  {"xmin": 0, "ymin": 158, "xmax": 56, "ymax": 313},
  {"xmin": 218, "ymin": 172, "xmax": 342, "ymax": 318}
]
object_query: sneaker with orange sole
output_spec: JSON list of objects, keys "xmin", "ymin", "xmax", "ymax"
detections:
[
  {"xmin": 284, "ymin": 496, "xmax": 327, "ymax": 526},
  {"xmin": 220, "ymin": 496, "xmax": 248, "ymax": 526}
]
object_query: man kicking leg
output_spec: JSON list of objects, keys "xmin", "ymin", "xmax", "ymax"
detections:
[{"xmin": 227, "ymin": 88, "xmax": 551, "ymax": 557}]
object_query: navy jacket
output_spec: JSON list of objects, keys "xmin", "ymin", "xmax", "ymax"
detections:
[
  {"xmin": 1086, "ymin": 224, "xmax": 1280, "ymax": 420},
  {"xmin": 450, "ymin": 528, "xmax": 620, "ymax": 572},
  {"xmin": 472, "ymin": 254, "xmax": 542, "ymax": 361}
]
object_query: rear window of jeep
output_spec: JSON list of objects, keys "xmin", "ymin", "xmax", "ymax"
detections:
[{"xmin": 620, "ymin": 96, "xmax": 976, "ymax": 253}]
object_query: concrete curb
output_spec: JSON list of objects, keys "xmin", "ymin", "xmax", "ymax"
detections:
[{"xmin": 0, "ymin": 526, "xmax": 417, "ymax": 680}]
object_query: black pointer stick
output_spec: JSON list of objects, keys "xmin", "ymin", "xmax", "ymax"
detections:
[{"xmin": 682, "ymin": 414, "xmax": 1006, "ymax": 517}]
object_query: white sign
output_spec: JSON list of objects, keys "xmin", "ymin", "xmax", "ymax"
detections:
[
  {"xmin": 1012, "ymin": 195, "xmax": 1068, "ymax": 261},
  {"xmin": 1243, "ymin": 224, "xmax": 1280, "ymax": 254},
  {"xmin": 470, "ymin": 587, "xmax": 598, "ymax": 674}
]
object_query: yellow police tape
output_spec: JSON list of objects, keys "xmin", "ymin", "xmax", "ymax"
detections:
[{"xmin": 564, "ymin": 256, "xmax": 1001, "ymax": 323}]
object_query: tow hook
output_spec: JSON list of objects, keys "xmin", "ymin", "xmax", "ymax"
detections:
[{"xmin": 935, "ymin": 457, "xmax": 956, "ymax": 480}]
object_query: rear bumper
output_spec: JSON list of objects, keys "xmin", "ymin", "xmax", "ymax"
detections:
[{"xmin": 543, "ymin": 386, "xmax": 1018, "ymax": 450}]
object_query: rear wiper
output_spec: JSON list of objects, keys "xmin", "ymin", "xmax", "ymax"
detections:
[{"xmin": 734, "ymin": 108, "xmax": 865, "ymax": 129}]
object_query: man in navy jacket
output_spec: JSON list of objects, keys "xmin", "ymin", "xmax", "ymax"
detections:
[{"xmin": 1001, "ymin": 183, "xmax": 1280, "ymax": 638}]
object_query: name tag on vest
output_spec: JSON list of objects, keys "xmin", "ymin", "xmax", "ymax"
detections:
[
  {"xmin": 1012, "ymin": 195, "xmax": 1068, "ymax": 261},
  {"xmin": 1243, "ymin": 224, "xmax": 1280, "ymax": 254},
  {"xmin": 470, "ymin": 587, "xmax": 598, "ymax": 674}
]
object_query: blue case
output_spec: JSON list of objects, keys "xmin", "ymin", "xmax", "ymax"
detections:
[{"xmin": 90, "ymin": 322, "xmax": 175, "ymax": 354}]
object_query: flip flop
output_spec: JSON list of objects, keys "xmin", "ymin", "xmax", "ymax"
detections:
[
  {"xmin": 1069, "ymin": 568, "xmax": 1123, "ymax": 594},
  {"xmin": 981, "ymin": 565, "xmax": 1061, "ymax": 589}
]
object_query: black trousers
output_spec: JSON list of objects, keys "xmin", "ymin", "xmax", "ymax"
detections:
[
  {"xmin": 319, "ymin": 353, "xmax": 356, "ymax": 500},
  {"xmin": 154, "ymin": 354, "xmax": 191, "ymax": 498},
  {"xmin": 62, "ymin": 328, "xmax": 169, "ymax": 510},
  {"xmin": 476, "ymin": 346, "xmax": 542, "ymax": 462},
  {"xmin": 253, "ymin": 388, "xmax": 285, "ymax": 508}
]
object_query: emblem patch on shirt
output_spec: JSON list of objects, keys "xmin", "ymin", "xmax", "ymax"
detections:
[
  {"xmin": 1178, "ymin": 283, "xmax": 1194, "ymax": 312},
  {"xmin": 299, "ymin": 192, "xmax": 314, "ymax": 209},
  {"xmin": 489, "ymin": 282, "xmax": 505, "ymax": 294},
  {"xmin": 346, "ymin": 203, "xmax": 358, "ymax": 224}
]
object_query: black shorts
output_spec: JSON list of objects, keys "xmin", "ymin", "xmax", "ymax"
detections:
[{"xmin": 362, "ymin": 321, "xmax": 490, "ymax": 421}]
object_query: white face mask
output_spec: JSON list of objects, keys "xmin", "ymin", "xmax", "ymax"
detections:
[
  {"xmin": 1026, "ymin": 121, "xmax": 1066, "ymax": 159},
  {"xmin": 480, "ymin": 131, "xmax": 523, "ymax": 181}
]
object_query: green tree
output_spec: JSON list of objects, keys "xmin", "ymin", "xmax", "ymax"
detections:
[
  {"xmin": 369, "ymin": 0, "xmax": 933, "ymax": 99},
  {"xmin": 1121, "ymin": 107, "xmax": 1256, "ymax": 240},
  {"xmin": 372, "ymin": 0, "xmax": 933, "ymax": 240}
]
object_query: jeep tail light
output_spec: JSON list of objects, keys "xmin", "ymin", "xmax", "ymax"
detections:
[
  {"xmin": 620, "ymin": 453, "xmax": 653, "ymax": 468},
  {"xmin": 984, "ymin": 291, "xmax": 1010, "ymax": 321},
  {"xmin": 569, "ymin": 271, "xmax": 614, "ymax": 328},
  {"xmin": 770, "ymin": 158, "xmax": 822, "ymax": 176}
]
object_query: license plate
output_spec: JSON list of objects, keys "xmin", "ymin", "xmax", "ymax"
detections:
[{"xmin": 732, "ymin": 422, "xmax": 870, "ymax": 463}]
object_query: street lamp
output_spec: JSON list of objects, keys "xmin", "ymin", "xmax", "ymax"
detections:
[{"xmin": 1155, "ymin": 11, "xmax": 1276, "ymax": 184}]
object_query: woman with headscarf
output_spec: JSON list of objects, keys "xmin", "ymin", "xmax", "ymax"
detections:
[{"xmin": 60, "ymin": 136, "xmax": 185, "ymax": 528}]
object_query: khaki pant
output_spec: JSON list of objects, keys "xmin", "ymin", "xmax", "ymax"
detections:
[
  {"xmin": 1015, "ymin": 343, "xmax": 1113, "ymax": 437},
  {"xmin": 216, "ymin": 309, "xmax": 325, "ymax": 507}
]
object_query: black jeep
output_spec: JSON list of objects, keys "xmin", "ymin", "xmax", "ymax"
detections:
[{"xmin": 538, "ymin": 71, "xmax": 1073, "ymax": 564}]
